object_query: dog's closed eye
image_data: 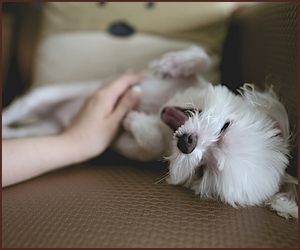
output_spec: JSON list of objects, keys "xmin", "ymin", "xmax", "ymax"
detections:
[{"xmin": 220, "ymin": 122, "xmax": 230, "ymax": 133}]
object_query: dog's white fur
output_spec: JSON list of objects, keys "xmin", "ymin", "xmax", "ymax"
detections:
[{"xmin": 2, "ymin": 46, "xmax": 297, "ymax": 221}]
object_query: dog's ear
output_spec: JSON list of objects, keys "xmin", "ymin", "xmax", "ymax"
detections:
[{"xmin": 238, "ymin": 83, "xmax": 290, "ymax": 139}]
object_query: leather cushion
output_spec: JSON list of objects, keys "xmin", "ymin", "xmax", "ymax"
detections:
[{"xmin": 2, "ymin": 150, "xmax": 298, "ymax": 248}]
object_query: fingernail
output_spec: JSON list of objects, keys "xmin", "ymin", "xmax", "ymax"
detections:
[
  {"xmin": 129, "ymin": 85, "xmax": 141, "ymax": 100},
  {"xmin": 132, "ymin": 85, "xmax": 142, "ymax": 94}
]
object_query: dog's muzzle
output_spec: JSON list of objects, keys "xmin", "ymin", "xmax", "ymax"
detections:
[{"xmin": 161, "ymin": 106, "xmax": 198, "ymax": 154}]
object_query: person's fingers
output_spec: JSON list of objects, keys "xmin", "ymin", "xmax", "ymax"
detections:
[
  {"xmin": 109, "ymin": 85, "xmax": 141, "ymax": 125},
  {"xmin": 104, "ymin": 73, "xmax": 145, "ymax": 105}
]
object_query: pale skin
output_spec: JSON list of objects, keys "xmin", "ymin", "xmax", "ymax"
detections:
[{"xmin": 2, "ymin": 73, "xmax": 144, "ymax": 188}]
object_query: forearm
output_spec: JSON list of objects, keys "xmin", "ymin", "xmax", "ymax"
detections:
[
  {"xmin": 2, "ymin": 74, "xmax": 142, "ymax": 188},
  {"xmin": 2, "ymin": 135, "xmax": 91, "ymax": 188}
]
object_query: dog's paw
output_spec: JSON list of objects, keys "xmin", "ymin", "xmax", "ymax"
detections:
[
  {"xmin": 154, "ymin": 46, "xmax": 211, "ymax": 78},
  {"xmin": 123, "ymin": 111, "xmax": 158, "ymax": 138},
  {"xmin": 2, "ymin": 119, "xmax": 63, "ymax": 139},
  {"xmin": 123, "ymin": 111, "xmax": 140, "ymax": 132},
  {"xmin": 1, "ymin": 125, "xmax": 31, "ymax": 139},
  {"xmin": 122, "ymin": 110, "xmax": 165, "ymax": 154}
]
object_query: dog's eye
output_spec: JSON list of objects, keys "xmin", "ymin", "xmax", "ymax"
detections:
[{"xmin": 220, "ymin": 122, "xmax": 230, "ymax": 133}]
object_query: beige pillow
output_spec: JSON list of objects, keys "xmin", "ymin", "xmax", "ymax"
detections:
[{"xmin": 33, "ymin": 2, "xmax": 238, "ymax": 86}]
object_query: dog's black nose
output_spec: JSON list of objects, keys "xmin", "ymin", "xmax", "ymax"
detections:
[{"xmin": 177, "ymin": 133, "xmax": 198, "ymax": 154}]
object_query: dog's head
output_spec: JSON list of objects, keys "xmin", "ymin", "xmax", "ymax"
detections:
[{"xmin": 161, "ymin": 83, "xmax": 290, "ymax": 207}]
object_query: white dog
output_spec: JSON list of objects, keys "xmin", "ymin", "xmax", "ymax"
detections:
[{"xmin": 2, "ymin": 46, "xmax": 297, "ymax": 221}]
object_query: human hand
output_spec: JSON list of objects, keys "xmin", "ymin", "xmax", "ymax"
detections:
[{"xmin": 61, "ymin": 73, "xmax": 144, "ymax": 160}]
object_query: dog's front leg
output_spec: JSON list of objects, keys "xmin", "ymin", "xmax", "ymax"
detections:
[
  {"xmin": 112, "ymin": 111, "xmax": 169, "ymax": 162},
  {"xmin": 153, "ymin": 45, "xmax": 211, "ymax": 78}
]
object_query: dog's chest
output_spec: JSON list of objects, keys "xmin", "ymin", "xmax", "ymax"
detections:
[{"xmin": 135, "ymin": 75, "xmax": 201, "ymax": 114}]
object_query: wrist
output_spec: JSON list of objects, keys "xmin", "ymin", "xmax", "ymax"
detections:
[
  {"xmin": 58, "ymin": 129, "xmax": 105, "ymax": 163},
  {"xmin": 57, "ymin": 132, "xmax": 95, "ymax": 164}
]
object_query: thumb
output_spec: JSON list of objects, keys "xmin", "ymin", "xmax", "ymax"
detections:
[{"xmin": 111, "ymin": 85, "xmax": 141, "ymax": 122}]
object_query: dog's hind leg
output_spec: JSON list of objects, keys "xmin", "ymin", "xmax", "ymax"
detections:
[
  {"xmin": 2, "ymin": 118, "xmax": 63, "ymax": 139},
  {"xmin": 2, "ymin": 81, "xmax": 100, "ymax": 127},
  {"xmin": 2, "ymin": 92, "xmax": 42, "ymax": 127},
  {"xmin": 112, "ymin": 111, "xmax": 170, "ymax": 161},
  {"xmin": 2, "ymin": 87, "xmax": 66, "ymax": 139},
  {"xmin": 2, "ymin": 81, "xmax": 101, "ymax": 139}
]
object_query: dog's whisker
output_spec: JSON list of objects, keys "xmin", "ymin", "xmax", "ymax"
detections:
[{"xmin": 154, "ymin": 172, "xmax": 170, "ymax": 184}]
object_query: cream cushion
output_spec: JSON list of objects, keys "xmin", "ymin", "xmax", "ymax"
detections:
[{"xmin": 33, "ymin": 2, "xmax": 238, "ymax": 86}]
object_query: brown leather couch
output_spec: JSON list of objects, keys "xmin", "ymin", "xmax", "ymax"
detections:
[{"xmin": 2, "ymin": 3, "xmax": 298, "ymax": 248}]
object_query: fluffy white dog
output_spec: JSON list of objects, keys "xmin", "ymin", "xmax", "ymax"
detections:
[{"xmin": 2, "ymin": 46, "xmax": 297, "ymax": 221}]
